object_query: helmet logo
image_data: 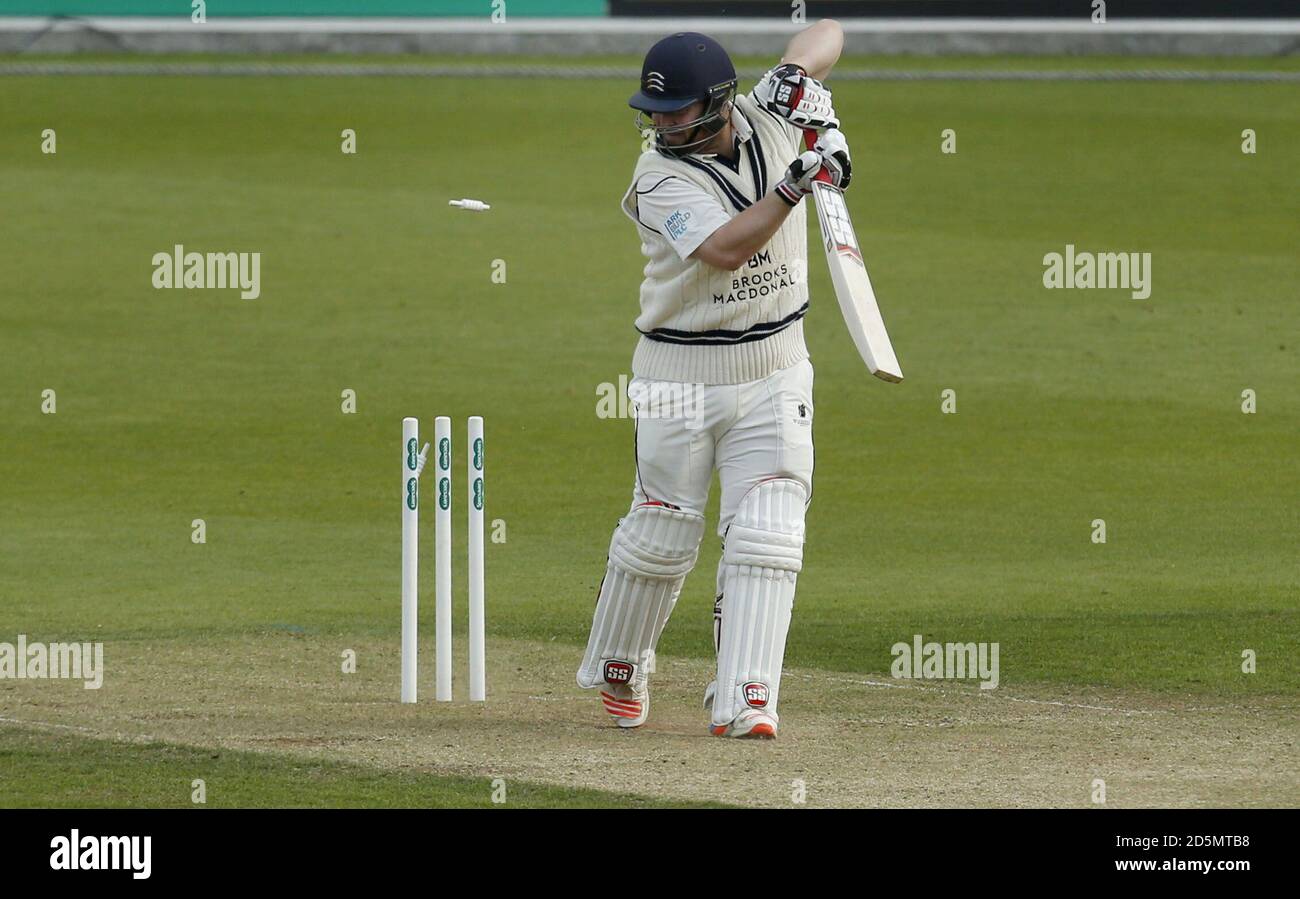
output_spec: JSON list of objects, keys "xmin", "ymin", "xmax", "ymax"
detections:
[{"xmin": 645, "ymin": 71, "xmax": 666, "ymax": 93}]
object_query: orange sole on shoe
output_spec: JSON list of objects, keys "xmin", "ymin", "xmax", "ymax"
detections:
[{"xmin": 710, "ymin": 721, "xmax": 777, "ymax": 739}]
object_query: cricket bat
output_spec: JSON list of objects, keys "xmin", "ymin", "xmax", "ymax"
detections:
[{"xmin": 803, "ymin": 129, "xmax": 903, "ymax": 383}]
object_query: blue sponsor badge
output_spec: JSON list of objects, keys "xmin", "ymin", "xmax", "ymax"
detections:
[{"xmin": 664, "ymin": 209, "xmax": 693, "ymax": 241}]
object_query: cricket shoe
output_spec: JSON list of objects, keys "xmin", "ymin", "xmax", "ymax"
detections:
[
  {"xmin": 710, "ymin": 708, "xmax": 779, "ymax": 739},
  {"xmin": 600, "ymin": 683, "xmax": 648, "ymax": 729},
  {"xmin": 705, "ymin": 682, "xmax": 779, "ymax": 739}
]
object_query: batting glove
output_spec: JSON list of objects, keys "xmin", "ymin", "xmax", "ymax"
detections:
[
  {"xmin": 775, "ymin": 150, "xmax": 824, "ymax": 206},
  {"xmin": 814, "ymin": 128, "xmax": 852, "ymax": 190},
  {"xmin": 753, "ymin": 63, "xmax": 839, "ymax": 131}
]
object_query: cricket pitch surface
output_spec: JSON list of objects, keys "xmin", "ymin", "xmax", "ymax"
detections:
[{"xmin": 3, "ymin": 635, "xmax": 1294, "ymax": 808}]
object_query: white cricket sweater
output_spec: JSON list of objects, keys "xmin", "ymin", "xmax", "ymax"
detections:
[{"xmin": 620, "ymin": 92, "xmax": 810, "ymax": 386}]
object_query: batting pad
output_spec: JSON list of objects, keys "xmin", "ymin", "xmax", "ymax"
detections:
[
  {"xmin": 577, "ymin": 503, "xmax": 706, "ymax": 691},
  {"xmin": 713, "ymin": 478, "xmax": 806, "ymax": 727}
]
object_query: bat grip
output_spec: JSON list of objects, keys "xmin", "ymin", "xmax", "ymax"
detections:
[{"xmin": 802, "ymin": 127, "xmax": 833, "ymax": 185}]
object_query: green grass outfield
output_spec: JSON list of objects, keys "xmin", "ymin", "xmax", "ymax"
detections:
[
  {"xmin": 0, "ymin": 725, "xmax": 726, "ymax": 808},
  {"xmin": 0, "ymin": 57, "xmax": 1296, "ymax": 806}
]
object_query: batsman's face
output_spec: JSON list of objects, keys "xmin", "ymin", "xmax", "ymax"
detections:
[{"xmin": 653, "ymin": 101, "xmax": 706, "ymax": 143}]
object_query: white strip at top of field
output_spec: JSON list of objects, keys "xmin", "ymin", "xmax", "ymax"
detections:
[
  {"xmin": 3, "ymin": 17, "xmax": 1300, "ymax": 35},
  {"xmin": 3, "ymin": 17, "xmax": 1298, "ymax": 58}
]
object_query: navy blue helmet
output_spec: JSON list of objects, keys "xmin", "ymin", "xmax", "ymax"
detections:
[{"xmin": 630, "ymin": 32, "xmax": 738, "ymax": 157}]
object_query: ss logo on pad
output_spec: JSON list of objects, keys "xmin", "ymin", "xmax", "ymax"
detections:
[{"xmin": 604, "ymin": 661, "xmax": 634, "ymax": 684}]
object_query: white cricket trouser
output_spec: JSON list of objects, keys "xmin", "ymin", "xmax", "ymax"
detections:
[
  {"xmin": 627, "ymin": 357, "xmax": 814, "ymax": 532},
  {"xmin": 575, "ymin": 358, "xmax": 815, "ymax": 721}
]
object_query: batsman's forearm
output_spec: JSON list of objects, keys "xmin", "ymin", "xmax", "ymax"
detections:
[
  {"xmin": 704, "ymin": 194, "xmax": 795, "ymax": 268},
  {"xmin": 781, "ymin": 19, "xmax": 844, "ymax": 81}
]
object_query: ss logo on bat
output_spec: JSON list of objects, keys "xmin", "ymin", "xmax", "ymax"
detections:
[{"xmin": 819, "ymin": 187, "xmax": 859, "ymax": 253}]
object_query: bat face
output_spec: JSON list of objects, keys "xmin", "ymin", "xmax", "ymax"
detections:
[
  {"xmin": 810, "ymin": 180, "xmax": 904, "ymax": 383},
  {"xmin": 812, "ymin": 182, "xmax": 862, "ymax": 263}
]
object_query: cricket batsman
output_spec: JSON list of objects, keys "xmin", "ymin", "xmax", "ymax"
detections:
[{"xmin": 576, "ymin": 21, "xmax": 849, "ymax": 738}]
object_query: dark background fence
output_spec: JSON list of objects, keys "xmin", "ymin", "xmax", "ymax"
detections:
[{"xmin": 609, "ymin": 1, "xmax": 1299, "ymax": 17}]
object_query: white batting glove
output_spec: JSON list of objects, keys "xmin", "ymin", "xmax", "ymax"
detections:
[
  {"xmin": 775, "ymin": 150, "xmax": 824, "ymax": 206},
  {"xmin": 814, "ymin": 128, "xmax": 852, "ymax": 190},
  {"xmin": 753, "ymin": 63, "xmax": 839, "ymax": 131}
]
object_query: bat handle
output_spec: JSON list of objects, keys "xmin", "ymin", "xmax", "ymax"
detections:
[{"xmin": 802, "ymin": 127, "xmax": 833, "ymax": 185}]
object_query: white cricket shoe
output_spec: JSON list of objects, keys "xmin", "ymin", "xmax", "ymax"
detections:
[
  {"xmin": 600, "ymin": 682, "xmax": 648, "ymax": 728},
  {"xmin": 705, "ymin": 681, "xmax": 780, "ymax": 738},
  {"xmin": 710, "ymin": 707, "xmax": 779, "ymax": 739}
]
